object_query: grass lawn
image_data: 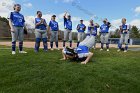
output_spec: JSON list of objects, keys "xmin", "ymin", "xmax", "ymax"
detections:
[{"xmin": 0, "ymin": 45, "xmax": 140, "ymax": 93}]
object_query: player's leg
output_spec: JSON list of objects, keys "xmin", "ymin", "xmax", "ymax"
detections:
[
  {"xmin": 118, "ymin": 34, "xmax": 123, "ymax": 52},
  {"xmin": 105, "ymin": 33, "xmax": 109, "ymax": 51},
  {"xmin": 84, "ymin": 35, "xmax": 95, "ymax": 49},
  {"xmin": 18, "ymin": 27, "xmax": 27, "ymax": 53},
  {"xmin": 60, "ymin": 48, "xmax": 67, "ymax": 60},
  {"xmin": 81, "ymin": 52, "xmax": 93, "ymax": 64},
  {"xmin": 11, "ymin": 26, "xmax": 18, "ymax": 54},
  {"xmin": 124, "ymin": 34, "xmax": 129, "ymax": 52},
  {"xmin": 42, "ymin": 31, "xmax": 48, "ymax": 52},
  {"xmin": 77, "ymin": 32, "xmax": 81, "ymax": 47},
  {"xmin": 50, "ymin": 31, "xmax": 55, "ymax": 50},
  {"xmin": 55, "ymin": 31, "xmax": 59, "ymax": 50},
  {"xmin": 100, "ymin": 34, "xmax": 104, "ymax": 51},
  {"xmin": 69, "ymin": 30, "xmax": 72, "ymax": 47},
  {"xmin": 79, "ymin": 34, "xmax": 90, "ymax": 46},
  {"xmin": 63, "ymin": 29, "xmax": 68, "ymax": 47},
  {"xmin": 34, "ymin": 30, "xmax": 41, "ymax": 52}
]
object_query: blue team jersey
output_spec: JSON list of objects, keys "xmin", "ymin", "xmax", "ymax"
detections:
[
  {"xmin": 76, "ymin": 46, "xmax": 89, "ymax": 54},
  {"xmin": 88, "ymin": 24, "xmax": 98, "ymax": 36},
  {"xmin": 77, "ymin": 24, "xmax": 86, "ymax": 32},
  {"xmin": 121, "ymin": 24, "xmax": 129, "ymax": 34},
  {"xmin": 100, "ymin": 23, "xmax": 110, "ymax": 33},
  {"xmin": 9, "ymin": 12, "xmax": 25, "ymax": 27},
  {"xmin": 49, "ymin": 20, "xmax": 59, "ymax": 31},
  {"xmin": 64, "ymin": 17, "xmax": 72, "ymax": 30},
  {"xmin": 35, "ymin": 18, "xmax": 47, "ymax": 30}
]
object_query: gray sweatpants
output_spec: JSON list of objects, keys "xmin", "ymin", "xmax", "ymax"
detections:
[
  {"xmin": 64, "ymin": 29, "xmax": 72, "ymax": 41},
  {"xmin": 11, "ymin": 26, "xmax": 24, "ymax": 42},
  {"xmin": 35, "ymin": 29, "xmax": 47, "ymax": 38},
  {"xmin": 77, "ymin": 32, "xmax": 85, "ymax": 42},
  {"xmin": 79, "ymin": 35, "xmax": 96, "ymax": 49},
  {"xmin": 50, "ymin": 31, "xmax": 58, "ymax": 42},
  {"xmin": 120, "ymin": 33, "xmax": 129, "ymax": 44},
  {"xmin": 100, "ymin": 33, "xmax": 109, "ymax": 44}
]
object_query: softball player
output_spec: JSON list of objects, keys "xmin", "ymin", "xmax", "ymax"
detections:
[
  {"xmin": 63, "ymin": 12, "xmax": 73, "ymax": 48},
  {"xmin": 76, "ymin": 19, "xmax": 86, "ymax": 47},
  {"xmin": 8, "ymin": 4, "xmax": 27, "ymax": 55},
  {"xmin": 34, "ymin": 11, "xmax": 48, "ymax": 52},
  {"xmin": 88, "ymin": 20, "xmax": 99, "ymax": 49},
  {"xmin": 100, "ymin": 18, "xmax": 111, "ymax": 51},
  {"xmin": 48, "ymin": 15, "xmax": 59, "ymax": 50},
  {"xmin": 118, "ymin": 18, "xmax": 130, "ymax": 52},
  {"xmin": 61, "ymin": 34, "xmax": 95, "ymax": 64}
]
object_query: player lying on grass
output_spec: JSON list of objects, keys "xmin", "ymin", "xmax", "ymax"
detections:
[{"xmin": 60, "ymin": 34, "xmax": 95, "ymax": 64}]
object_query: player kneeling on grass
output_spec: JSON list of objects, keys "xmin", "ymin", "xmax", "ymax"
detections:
[
  {"xmin": 100, "ymin": 18, "xmax": 111, "ymax": 52},
  {"xmin": 34, "ymin": 11, "xmax": 48, "ymax": 52},
  {"xmin": 48, "ymin": 15, "xmax": 59, "ymax": 51},
  {"xmin": 8, "ymin": 4, "xmax": 27, "ymax": 55},
  {"xmin": 88, "ymin": 19, "xmax": 99, "ymax": 49},
  {"xmin": 76, "ymin": 19, "xmax": 86, "ymax": 47},
  {"xmin": 117, "ymin": 18, "xmax": 131, "ymax": 52},
  {"xmin": 60, "ymin": 34, "xmax": 95, "ymax": 64}
]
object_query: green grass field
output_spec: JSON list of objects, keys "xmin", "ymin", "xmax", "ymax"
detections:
[{"xmin": 0, "ymin": 45, "xmax": 140, "ymax": 93}]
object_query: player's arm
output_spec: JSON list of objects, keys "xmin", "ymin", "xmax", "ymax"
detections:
[
  {"xmin": 76, "ymin": 24, "xmax": 80, "ymax": 30},
  {"xmin": 35, "ymin": 18, "xmax": 45, "ymax": 27},
  {"xmin": 8, "ymin": 19, "xmax": 14, "ymax": 32},
  {"xmin": 81, "ymin": 52, "xmax": 94, "ymax": 64}
]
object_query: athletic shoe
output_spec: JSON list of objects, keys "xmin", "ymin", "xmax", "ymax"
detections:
[
  {"xmin": 50, "ymin": 48, "xmax": 54, "ymax": 51},
  {"xmin": 107, "ymin": 49, "xmax": 109, "ymax": 52},
  {"xmin": 100, "ymin": 49, "xmax": 103, "ymax": 51},
  {"xmin": 117, "ymin": 49, "xmax": 121, "ymax": 52},
  {"xmin": 56, "ymin": 48, "xmax": 60, "ymax": 50},
  {"xmin": 19, "ymin": 51, "xmax": 27, "ymax": 54},
  {"xmin": 12, "ymin": 51, "xmax": 16, "ymax": 55},
  {"xmin": 124, "ymin": 50, "xmax": 127, "ymax": 52}
]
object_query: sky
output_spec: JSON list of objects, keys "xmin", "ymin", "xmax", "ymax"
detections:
[{"xmin": 0, "ymin": 0, "xmax": 140, "ymax": 31}]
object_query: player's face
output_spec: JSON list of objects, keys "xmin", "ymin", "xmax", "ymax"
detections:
[
  {"xmin": 37, "ymin": 12, "xmax": 42, "ymax": 18},
  {"xmin": 80, "ymin": 20, "xmax": 83, "ymax": 24},
  {"xmin": 90, "ymin": 20, "xmax": 93, "ymax": 24},
  {"xmin": 122, "ymin": 19, "xmax": 126, "ymax": 24},
  {"xmin": 67, "ymin": 16, "xmax": 71, "ymax": 20},
  {"xmin": 52, "ymin": 17, "xmax": 56, "ymax": 21},
  {"xmin": 15, "ymin": 5, "xmax": 21, "ymax": 12}
]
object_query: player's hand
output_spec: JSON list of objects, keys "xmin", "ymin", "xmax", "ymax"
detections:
[
  {"xmin": 81, "ymin": 62, "xmax": 87, "ymax": 64},
  {"xmin": 10, "ymin": 28, "xmax": 14, "ymax": 32},
  {"xmin": 41, "ymin": 19, "xmax": 44, "ymax": 24}
]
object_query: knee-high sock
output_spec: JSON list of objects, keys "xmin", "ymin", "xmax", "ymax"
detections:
[
  {"xmin": 12, "ymin": 41, "xmax": 16, "ymax": 51},
  {"xmin": 55, "ymin": 42, "xmax": 58, "ymax": 48},
  {"xmin": 125, "ymin": 44, "xmax": 128, "ymax": 50},
  {"xmin": 63, "ymin": 41, "xmax": 66, "ymax": 47},
  {"xmin": 101, "ymin": 43, "xmax": 104, "ymax": 49},
  {"xmin": 77, "ymin": 42, "xmax": 80, "ymax": 47},
  {"xmin": 35, "ymin": 38, "xmax": 41, "ymax": 51},
  {"xmin": 70, "ymin": 41, "xmax": 72, "ymax": 47},
  {"xmin": 19, "ymin": 42, "xmax": 23, "ymax": 51},
  {"xmin": 50, "ymin": 42, "xmax": 53, "ymax": 48},
  {"xmin": 42, "ymin": 38, "xmax": 48, "ymax": 50},
  {"xmin": 118, "ymin": 43, "xmax": 122, "ymax": 49},
  {"xmin": 106, "ymin": 43, "xmax": 109, "ymax": 49}
]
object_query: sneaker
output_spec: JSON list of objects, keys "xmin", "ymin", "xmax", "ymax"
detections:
[
  {"xmin": 50, "ymin": 48, "xmax": 54, "ymax": 51},
  {"xmin": 44, "ymin": 50, "xmax": 48, "ymax": 52},
  {"xmin": 107, "ymin": 49, "xmax": 109, "ymax": 52},
  {"xmin": 56, "ymin": 48, "xmax": 60, "ymax": 50},
  {"xmin": 124, "ymin": 50, "xmax": 127, "ymax": 52},
  {"xmin": 19, "ymin": 51, "xmax": 27, "ymax": 54},
  {"xmin": 117, "ymin": 49, "xmax": 121, "ymax": 52},
  {"xmin": 100, "ymin": 49, "xmax": 103, "ymax": 51},
  {"xmin": 12, "ymin": 51, "xmax": 16, "ymax": 55}
]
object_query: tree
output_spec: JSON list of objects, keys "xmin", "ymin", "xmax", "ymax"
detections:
[{"xmin": 130, "ymin": 26, "xmax": 140, "ymax": 38}]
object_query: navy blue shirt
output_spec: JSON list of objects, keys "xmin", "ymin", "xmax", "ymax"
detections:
[
  {"xmin": 77, "ymin": 24, "xmax": 86, "ymax": 32},
  {"xmin": 100, "ymin": 22, "xmax": 111, "ymax": 33}
]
